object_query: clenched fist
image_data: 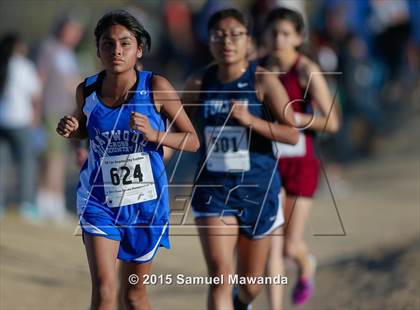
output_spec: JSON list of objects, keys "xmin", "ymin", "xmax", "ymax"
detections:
[
  {"xmin": 230, "ymin": 100, "xmax": 254, "ymax": 127},
  {"xmin": 130, "ymin": 112, "xmax": 159, "ymax": 142},
  {"xmin": 56, "ymin": 116, "xmax": 79, "ymax": 138}
]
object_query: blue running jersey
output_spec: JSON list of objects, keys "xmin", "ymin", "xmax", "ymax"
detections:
[
  {"xmin": 76, "ymin": 70, "xmax": 170, "ymax": 262},
  {"xmin": 191, "ymin": 62, "xmax": 283, "ymax": 239}
]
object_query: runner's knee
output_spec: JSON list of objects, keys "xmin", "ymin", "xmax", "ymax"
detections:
[
  {"xmin": 240, "ymin": 283, "xmax": 262, "ymax": 301},
  {"xmin": 284, "ymin": 239, "xmax": 302, "ymax": 258},
  {"xmin": 92, "ymin": 279, "xmax": 117, "ymax": 305},
  {"xmin": 124, "ymin": 285, "xmax": 148, "ymax": 308},
  {"xmin": 207, "ymin": 255, "xmax": 234, "ymax": 278}
]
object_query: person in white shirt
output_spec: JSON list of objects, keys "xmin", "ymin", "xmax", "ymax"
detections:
[
  {"xmin": 0, "ymin": 33, "xmax": 42, "ymax": 219},
  {"xmin": 37, "ymin": 15, "xmax": 83, "ymax": 222}
]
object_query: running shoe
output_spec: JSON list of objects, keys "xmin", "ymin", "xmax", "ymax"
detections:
[
  {"xmin": 292, "ymin": 254, "xmax": 317, "ymax": 305},
  {"xmin": 233, "ymin": 287, "xmax": 252, "ymax": 310}
]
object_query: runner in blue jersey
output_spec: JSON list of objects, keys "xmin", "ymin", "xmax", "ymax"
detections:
[
  {"xmin": 56, "ymin": 10, "xmax": 199, "ymax": 310},
  {"xmin": 182, "ymin": 9, "xmax": 298, "ymax": 310}
]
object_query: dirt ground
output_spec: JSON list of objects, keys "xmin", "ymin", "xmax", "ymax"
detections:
[{"xmin": 1, "ymin": 115, "xmax": 419, "ymax": 310}]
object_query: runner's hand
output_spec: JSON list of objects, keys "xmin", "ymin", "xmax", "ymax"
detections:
[
  {"xmin": 230, "ymin": 100, "xmax": 253, "ymax": 127},
  {"xmin": 56, "ymin": 116, "xmax": 79, "ymax": 138},
  {"xmin": 130, "ymin": 112, "xmax": 159, "ymax": 143}
]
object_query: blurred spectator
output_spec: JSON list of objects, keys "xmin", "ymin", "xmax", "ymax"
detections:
[
  {"xmin": 408, "ymin": 0, "xmax": 420, "ymax": 47},
  {"xmin": 37, "ymin": 14, "xmax": 82, "ymax": 223},
  {"xmin": 369, "ymin": 0, "xmax": 411, "ymax": 81},
  {"xmin": 313, "ymin": 1, "xmax": 387, "ymax": 162},
  {"xmin": 160, "ymin": 0, "xmax": 195, "ymax": 81},
  {"xmin": 341, "ymin": 34, "xmax": 384, "ymax": 155},
  {"xmin": 249, "ymin": 0, "xmax": 276, "ymax": 46},
  {"xmin": 405, "ymin": 0, "xmax": 420, "ymax": 110},
  {"xmin": 0, "ymin": 33, "xmax": 42, "ymax": 220},
  {"xmin": 275, "ymin": 0, "xmax": 306, "ymax": 12}
]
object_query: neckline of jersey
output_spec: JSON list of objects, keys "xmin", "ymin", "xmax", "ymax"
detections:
[
  {"xmin": 213, "ymin": 62, "xmax": 252, "ymax": 86},
  {"xmin": 95, "ymin": 69, "xmax": 140, "ymax": 109}
]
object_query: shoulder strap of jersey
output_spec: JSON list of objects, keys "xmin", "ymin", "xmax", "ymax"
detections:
[
  {"xmin": 289, "ymin": 54, "xmax": 301, "ymax": 74},
  {"xmin": 248, "ymin": 60, "xmax": 258, "ymax": 88},
  {"xmin": 83, "ymin": 72, "xmax": 103, "ymax": 100},
  {"xmin": 200, "ymin": 63, "xmax": 218, "ymax": 92},
  {"xmin": 136, "ymin": 70, "xmax": 153, "ymax": 94},
  {"xmin": 135, "ymin": 70, "xmax": 168, "ymax": 121}
]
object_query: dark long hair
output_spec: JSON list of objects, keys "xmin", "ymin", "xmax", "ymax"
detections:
[
  {"xmin": 264, "ymin": 7, "xmax": 305, "ymax": 35},
  {"xmin": 207, "ymin": 8, "xmax": 252, "ymax": 34},
  {"xmin": 94, "ymin": 10, "xmax": 151, "ymax": 52},
  {"xmin": 0, "ymin": 33, "xmax": 21, "ymax": 95}
]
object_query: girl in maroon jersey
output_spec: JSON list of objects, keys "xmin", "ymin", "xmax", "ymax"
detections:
[{"xmin": 260, "ymin": 7, "xmax": 340, "ymax": 308}]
